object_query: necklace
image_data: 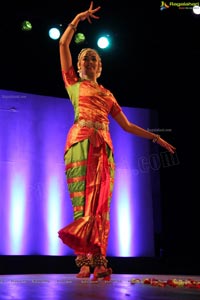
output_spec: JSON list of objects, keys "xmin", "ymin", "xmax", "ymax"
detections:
[
  {"xmin": 82, "ymin": 78, "xmax": 98, "ymax": 86},
  {"xmin": 90, "ymin": 81, "xmax": 98, "ymax": 87}
]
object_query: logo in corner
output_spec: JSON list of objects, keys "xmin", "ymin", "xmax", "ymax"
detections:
[{"xmin": 160, "ymin": 1, "xmax": 170, "ymax": 10}]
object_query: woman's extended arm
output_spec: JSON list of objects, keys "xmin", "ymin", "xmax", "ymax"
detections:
[
  {"xmin": 59, "ymin": 1, "xmax": 101, "ymax": 73},
  {"xmin": 114, "ymin": 110, "xmax": 176, "ymax": 154}
]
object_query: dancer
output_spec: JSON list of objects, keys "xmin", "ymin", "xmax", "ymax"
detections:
[{"xmin": 58, "ymin": 1, "xmax": 176, "ymax": 281}]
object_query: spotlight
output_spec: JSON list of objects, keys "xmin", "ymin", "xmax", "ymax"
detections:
[
  {"xmin": 21, "ymin": 20, "xmax": 32, "ymax": 31},
  {"xmin": 193, "ymin": 5, "xmax": 200, "ymax": 15},
  {"xmin": 49, "ymin": 27, "xmax": 61, "ymax": 40},
  {"xmin": 74, "ymin": 32, "xmax": 86, "ymax": 44},
  {"xmin": 97, "ymin": 35, "xmax": 111, "ymax": 49}
]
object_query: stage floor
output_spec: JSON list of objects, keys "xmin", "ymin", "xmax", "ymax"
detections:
[{"xmin": 0, "ymin": 274, "xmax": 200, "ymax": 300}]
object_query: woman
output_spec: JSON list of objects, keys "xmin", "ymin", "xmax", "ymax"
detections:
[{"xmin": 58, "ymin": 1, "xmax": 176, "ymax": 281}]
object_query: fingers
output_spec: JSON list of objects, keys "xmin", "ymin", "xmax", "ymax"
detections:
[
  {"xmin": 158, "ymin": 139, "xmax": 176, "ymax": 154},
  {"xmin": 87, "ymin": 15, "xmax": 92, "ymax": 24},
  {"xmin": 87, "ymin": 1, "xmax": 101, "ymax": 15},
  {"xmin": 86, "ymin": 6, "xmax": 101, "ymax": 23},
  {"xmin": 89, "ymin": 1, "xmax": 93, "ymax": 11},
  {"xmin": 87, "ymin": 7, "xmax": 101, "ymax": 16},
  {"xmin": 167, "ymin": 144, "xmax": 176, "ymax": 154}
]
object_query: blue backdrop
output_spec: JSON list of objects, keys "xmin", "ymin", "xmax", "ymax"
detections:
[{"xmin": 0, "ymin": 89, "xmax": 161, "ymax": 257}]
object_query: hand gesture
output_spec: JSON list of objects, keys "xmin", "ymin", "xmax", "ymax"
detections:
[
  {"xmin": 157, "ymin": 137, "xmax": 176, "ymax": 154},
  {"xmin": 78, "ymin": 1, "xmax": 101, "ymax": 23}
]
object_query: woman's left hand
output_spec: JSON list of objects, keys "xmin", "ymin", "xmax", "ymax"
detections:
[
  {"xmin": 157, "ymin": 137, "xmax": 176, "ymax": 154},
  {"xmin": 78, "ymin": 1, "xmax": 101, "ymax": 24}
]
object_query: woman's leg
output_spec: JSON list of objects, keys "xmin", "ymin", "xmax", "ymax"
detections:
[
  {"xmin": 75, "ymin": 254, "xmax": 92, "ymax": 278},
  {"xmin": 91, "ymin": 254, "xmax": 112, "ymax": 281},
  {"xmin": 90, "ymin": 144, "xmax": 114, "ymax": 281},
  {"xmin": 65, "ymin": 140, "xmax": 91, "ymax": 276},
  {"xmin": 63, "ymin": 141, "xmax": 115, "ymax": 278}
]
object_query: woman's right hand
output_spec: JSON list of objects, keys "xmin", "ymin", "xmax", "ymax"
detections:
[{"xmin": 77, "ymin": 1, "xmax": 101, "ymax": 24}]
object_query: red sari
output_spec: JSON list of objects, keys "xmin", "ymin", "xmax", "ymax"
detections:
[{"xmin": 58, "ymin": 66, "xmax": 122, "ymax": 256}]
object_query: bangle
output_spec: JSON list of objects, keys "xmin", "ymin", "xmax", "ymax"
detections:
[
  {"xmin": 68, "ymin": 23, "xmax": 77, "ymax": 32},
  {"xmin": 152, "ymin": 134, "xmax": 160, "ymax": 143}
]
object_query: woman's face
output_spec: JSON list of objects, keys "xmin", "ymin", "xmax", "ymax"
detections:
[{"xmin": 78, "ymin": 50, "xmax": 101, "ymax": 79}]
